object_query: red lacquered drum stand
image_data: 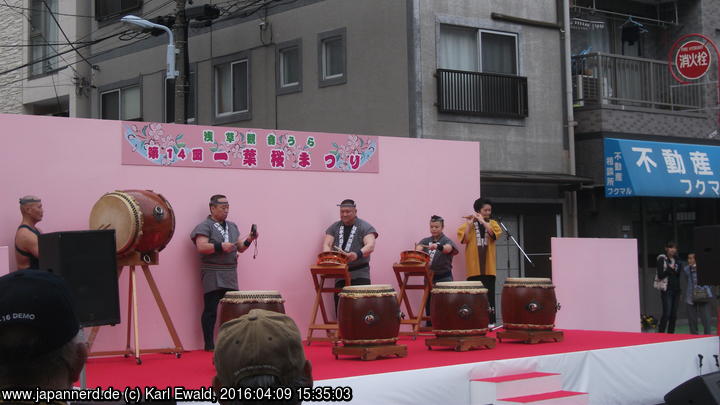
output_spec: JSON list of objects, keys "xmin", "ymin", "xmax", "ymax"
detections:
[
  {"xmin": 496, "ymin": 329, "xmax": 564, "ymax": 344},
  {"xmin": 306, "ymin": 264, "xmax": 350, "ymax": 345},
  {"xmin": 86, "ymin": 252, "xmax": 184, "ymax": 364},
  {"xmin": 393, "ymin": 262, "xmax": 433, "ymax": 339}
]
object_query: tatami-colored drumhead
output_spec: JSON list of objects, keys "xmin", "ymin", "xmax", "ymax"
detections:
[
  {"xmin": 89, "ymin": 192, "xmax": 141, "ymax": 254},
  {"xmin": 505, "ymin": 277, "xmax": 552, "ymax": 284},
  {"xmin": 225, "ymin": 290, "xmax": 282, "ymax": 298},
  {"xmin": 342, "ymin": 284, "xmax": 393, "ymax": 291},
  {"xmin": 436, "ymin": 281, "xmax": 485, "ymax": 288}
]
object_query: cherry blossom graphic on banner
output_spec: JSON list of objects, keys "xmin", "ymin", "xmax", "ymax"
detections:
[{"xmin": 121, "ymin": 122, "xmax": 379, "ymax": 173}]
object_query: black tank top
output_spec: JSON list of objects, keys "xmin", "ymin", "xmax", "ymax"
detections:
[{"xmin": 15, "ymin": 224, "xmax": 40, "ymax": 269}]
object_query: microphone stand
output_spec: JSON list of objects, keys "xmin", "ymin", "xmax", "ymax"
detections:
[
  {"xmin": 490, "ymin": 218, "xmax": 535, "ymax": 332},
  {"xmin": 498, "ymin": 218, "xmax": 535, "ymax": 275}
]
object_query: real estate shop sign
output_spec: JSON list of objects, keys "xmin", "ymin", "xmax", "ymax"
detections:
[
  {"xmin": 121, "ymin": 121, "xmax": 379, "ymax": 173},
  {"xmin": 604, "ymin": 138, "xmax": 720, "ymax": 198}
]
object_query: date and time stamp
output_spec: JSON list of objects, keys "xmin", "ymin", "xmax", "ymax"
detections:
[{"xmin": 0, "ymin": 386, "xmax": 353, "ymax": 403}]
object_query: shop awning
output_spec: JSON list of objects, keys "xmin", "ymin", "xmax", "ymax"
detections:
[
  {"xmin": 604, "ymin": 138, "xmax": 720, "ymax": 198},
  {"xmin": 481, "ymin": 171, "xmax": 593, "ymax": 185}
]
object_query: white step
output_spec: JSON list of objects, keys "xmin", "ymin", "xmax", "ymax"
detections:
[
  {"xmin": 497, "ymin": 390, "xmax": 589, "ymax": 405},
  {"xmin": 470, "ymin": 372, "xmax": 563, "ymax": 405}
]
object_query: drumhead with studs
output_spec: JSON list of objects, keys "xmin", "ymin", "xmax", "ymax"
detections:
[{"xmin": 89, "ymin": 192, "xmax": 142, "ymax": 255}]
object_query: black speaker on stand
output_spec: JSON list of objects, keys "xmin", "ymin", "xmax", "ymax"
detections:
[
  {"xmin": 665, "ymin": 371, "xmax": 720, "ymax": 404},
  {"xmin": 38, "ymin": 230, "xmax": 120, "ymax": 327}
]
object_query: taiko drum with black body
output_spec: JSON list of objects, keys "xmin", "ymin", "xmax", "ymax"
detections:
[
  {"xmin": 338, "ymin": 285, "xmax": 401, "ymax": 346},
  {"xmin": 501, "ymin": 277, "xmax": 560, "ymax": 331},
  {"xmin": 430, "ymin": 281, "xmax": 490, "ymax": 336},
  {"xmin": 218, "ymin": 290, "xmax": 285, "ymax": 326}
]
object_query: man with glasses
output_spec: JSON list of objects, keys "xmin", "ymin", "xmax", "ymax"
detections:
[{"xmin": 191, "ymin": 194, "xmax": 259, "ymax": 351}]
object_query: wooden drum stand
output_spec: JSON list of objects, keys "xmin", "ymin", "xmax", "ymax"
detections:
[
  {"xmin": 306, "ymin": 263, "xmax": 350, "ymax": 345},
  {"xmin": 86, "ymin": 252, "xmax": 184, "ymax": 364}
]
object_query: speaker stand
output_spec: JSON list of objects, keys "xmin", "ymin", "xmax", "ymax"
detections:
[{"xmin": 86, "ymin": 253, "xmax": 184, "ymax": 364}]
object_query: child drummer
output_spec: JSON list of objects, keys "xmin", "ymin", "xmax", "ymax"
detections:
[{"xmin": 415, "ymin": 215, "xmax": 459, "ymax": 325}]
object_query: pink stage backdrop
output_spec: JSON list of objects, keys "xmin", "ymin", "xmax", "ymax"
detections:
[
  {"xmin": 121, "ymin": 122, "xmax": 379, "ymax": 172},
  {"xmin": 0, "ymin": 247, "xmax": 8, "ymax": 277},
  {"xmin": 0, "ymin": 114, "xmax": 480, "ymax": 351},
  {"xmin": 552, "ymin": 237, "xmax": 640, "ymax": 332}
]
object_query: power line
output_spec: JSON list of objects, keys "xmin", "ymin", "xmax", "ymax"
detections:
[
  {"xmin": 42, "ymin": 0, "xmax": 95, "ymax": 69},
  {"xmin": 0, "ymin": 2, "xmax": 94, "ymax": 18}
]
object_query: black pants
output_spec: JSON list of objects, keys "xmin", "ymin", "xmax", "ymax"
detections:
[
  {"xmin": 659, "ymin": 289, "xmax": 680, "ymax": 333},
  {"xmin": 201, "ymin": 289, "xmax": 230, "ymax": 350},
  {"xmin": 468, "ymin": 275, "xmax": 496, "ymax": 324},
  {"xmin": 334, "ymin": 277, "xmax": 371, "ymax": 313}
]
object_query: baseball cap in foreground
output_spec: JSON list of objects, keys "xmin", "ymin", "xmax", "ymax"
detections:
[
  {"xmin": 214, "ymin": 309, "xmax": 307, "ymax": 386},
  {"xmin": 0, "ymin": 270, "xmax": 79, "ymax": 361}
]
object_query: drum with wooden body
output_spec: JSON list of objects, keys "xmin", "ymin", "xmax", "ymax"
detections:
[
  {"xmin": 501, "ymin": 277, "xmax": 559, "ymax": 331},
  {"xmin": 317, "ymin": 251, "xmax": 349, "ymax": 266},
  {"xmin": 399, "ymin": 250, "xmax": 430, "ymax": 265},
  {"xmin": 218, "ymin": 290, "xmax": 285, "ymax": 326},
  {"xmin": 89, "ymin": 190, "xmax": 175, "ymax": 257},
  {"xmin": 430, "ymin": 281, "xmax": 490, "ymax": 336},
  {"xmin": 338, "ymin": 285, "xmax": 400, "ymax": 346}
]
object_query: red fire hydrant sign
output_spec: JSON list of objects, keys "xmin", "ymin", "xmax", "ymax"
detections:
[{"xmin": 675, "ymin": 40, "xmax": 711, "ymax": 80}]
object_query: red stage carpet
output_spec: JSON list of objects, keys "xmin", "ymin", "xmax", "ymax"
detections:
[{"xmin": 83, "ymin": 329, "xmax": 709, "ymax": 388}]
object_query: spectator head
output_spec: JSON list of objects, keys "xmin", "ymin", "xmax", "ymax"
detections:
[
  {"xmin": 0, "ymin": 270, "xmax": 86, "ymax": 389},
  {"xmin": 665, "ymin": 241, "xmax": 678, "ymax": 257},
  {"xmin": 213, "ymin": 309, "xmax": 312, "ymax": 405}
]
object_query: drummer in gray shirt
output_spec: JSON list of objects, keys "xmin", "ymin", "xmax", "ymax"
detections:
[
  {"xmin": 416, "ymin": 215, "xmax": 459, "ymax": 325},
  {"xmin": 191, "ymin": 194, "xmax": 258, "ymax": 351},
  {"xmin": 322, "ymin": 199, "xmax": 378, "ymax": 307}
]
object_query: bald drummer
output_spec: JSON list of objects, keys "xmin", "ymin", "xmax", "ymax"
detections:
[{"xmin": 14, "ymin": 195, "xmax": 44, "ymax": 270}]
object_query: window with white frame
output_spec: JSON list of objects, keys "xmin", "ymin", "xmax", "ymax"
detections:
[
  {"xmin": 318, "ymin": 28, "xmax": 346, "ymax": 87},
  {"xmin": 439, "ymin": 24, "xmax": 518, "ymax": 75},
  {"xmin": 101, "ymin": 86, "xmax": 141, "ymax": 121},
  {"xmin": 215, "ymin": 59, "xmax": 249, "ymax": 116},
  {"xmin": 29, "ymin": 0, "xmax": 58, "ymax": 76},
  {"xmin": 280, "ymin": 47, "xmax": 300, "ymax": 87}
]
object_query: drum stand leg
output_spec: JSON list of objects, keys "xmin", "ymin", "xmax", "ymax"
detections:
[{"xmin": 86, "ymin": 264, "xmax": 184, "ymax": 364}]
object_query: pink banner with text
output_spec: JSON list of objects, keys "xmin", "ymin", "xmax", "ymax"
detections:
[{"xmin": 121, "ymin": 121, "xmax": 380, "ymax": 172}]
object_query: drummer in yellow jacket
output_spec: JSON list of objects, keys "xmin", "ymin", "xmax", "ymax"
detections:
[{"xmin": 457, "ymin": 199, "xmax": 502, "ymax": 325}]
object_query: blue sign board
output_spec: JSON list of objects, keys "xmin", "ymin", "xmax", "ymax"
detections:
[{"xmin": 603, "ymin": 138, "xmax": 720, "ymax": 198}]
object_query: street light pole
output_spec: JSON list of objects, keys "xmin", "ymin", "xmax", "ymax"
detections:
[
  {"xmin": 173, "ymin": 0, "xmax": 188, "ymax": 124},
  {"xmin": 121, "ymin": 15, "xmax": 178, "ymax": 122}
]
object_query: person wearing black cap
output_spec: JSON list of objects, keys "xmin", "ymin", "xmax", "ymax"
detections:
[
  {"xmin": 0, "ymin": 269, "xmax": 87, "ymax": 390},
  {"xmin": 191, "ymin": 194, "xmax": 259, "ymax": 351},
  {"xmin": 322, "ymin": 199, "xmax": 378, "ymax": 306},
  {"xmin": 14, "ymin": 195, "xmax": 43, "ymax": 270}
]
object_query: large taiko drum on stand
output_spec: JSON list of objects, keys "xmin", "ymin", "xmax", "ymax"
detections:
[
  {"xmin": 501, "ymin": 277, "xmax": 560, "ymax": 331},
  {"xmin": 338, "ymin": 285, "xmax": 401, "ymax": 346},
  {"xmin": 218, "ymin": 290, "xmax": 285, "ymax": 326},
  {"xmin": 89, "ymin": 190, "xmax": 175, "ymax": 258},
  {"xmin": 430, "ymin": 281, "xmax": 490, "ymax": 336}
]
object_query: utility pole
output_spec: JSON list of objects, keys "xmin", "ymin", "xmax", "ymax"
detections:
[{"xmin": 173, "ymin": 0, "xmax": 187, "ymax": 124}]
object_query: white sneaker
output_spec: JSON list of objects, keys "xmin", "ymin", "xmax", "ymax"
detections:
[{"xmin": 488, "ymin": 323, "xmax": 496, "ymax": 328}]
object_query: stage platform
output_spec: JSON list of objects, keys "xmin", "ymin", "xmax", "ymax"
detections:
[{"xmin": 83, "ymin": 329, "xmax": 718, "ymax": 404}]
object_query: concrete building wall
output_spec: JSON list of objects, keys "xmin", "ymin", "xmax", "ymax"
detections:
[
  {"xmin": 417, "ymin": 0, "xmax": 568, "ymax": 174},
  {"xmin": 0, "ymin": 0, "xmax": 26, "ymax": 114},
  {"xmin": 89, "ymin": 0, "xmax": 409, "ymax": 137}
]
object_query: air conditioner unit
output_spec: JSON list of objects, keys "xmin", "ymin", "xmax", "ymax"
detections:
[{"xmin": 572, "ymin": 75, "xmax": 599, "ymax": 107}]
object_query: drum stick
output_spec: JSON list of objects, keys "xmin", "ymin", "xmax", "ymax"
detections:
[
  {"xmin": 98, "ymin": 223, "xmax": 112, "ymax": 230},
  {"xmin": 332, "ymin": 246, "xmax": 348, "ymax": 254}
]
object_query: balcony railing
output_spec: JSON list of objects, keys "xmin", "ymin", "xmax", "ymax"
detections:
[
  {"xmin": 436, "ymin": 69, "xmax": 529, "ymax": 118},
  {"xmin": 572, "ymin": 52, "xmax": 704, "ymax": 111}
]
